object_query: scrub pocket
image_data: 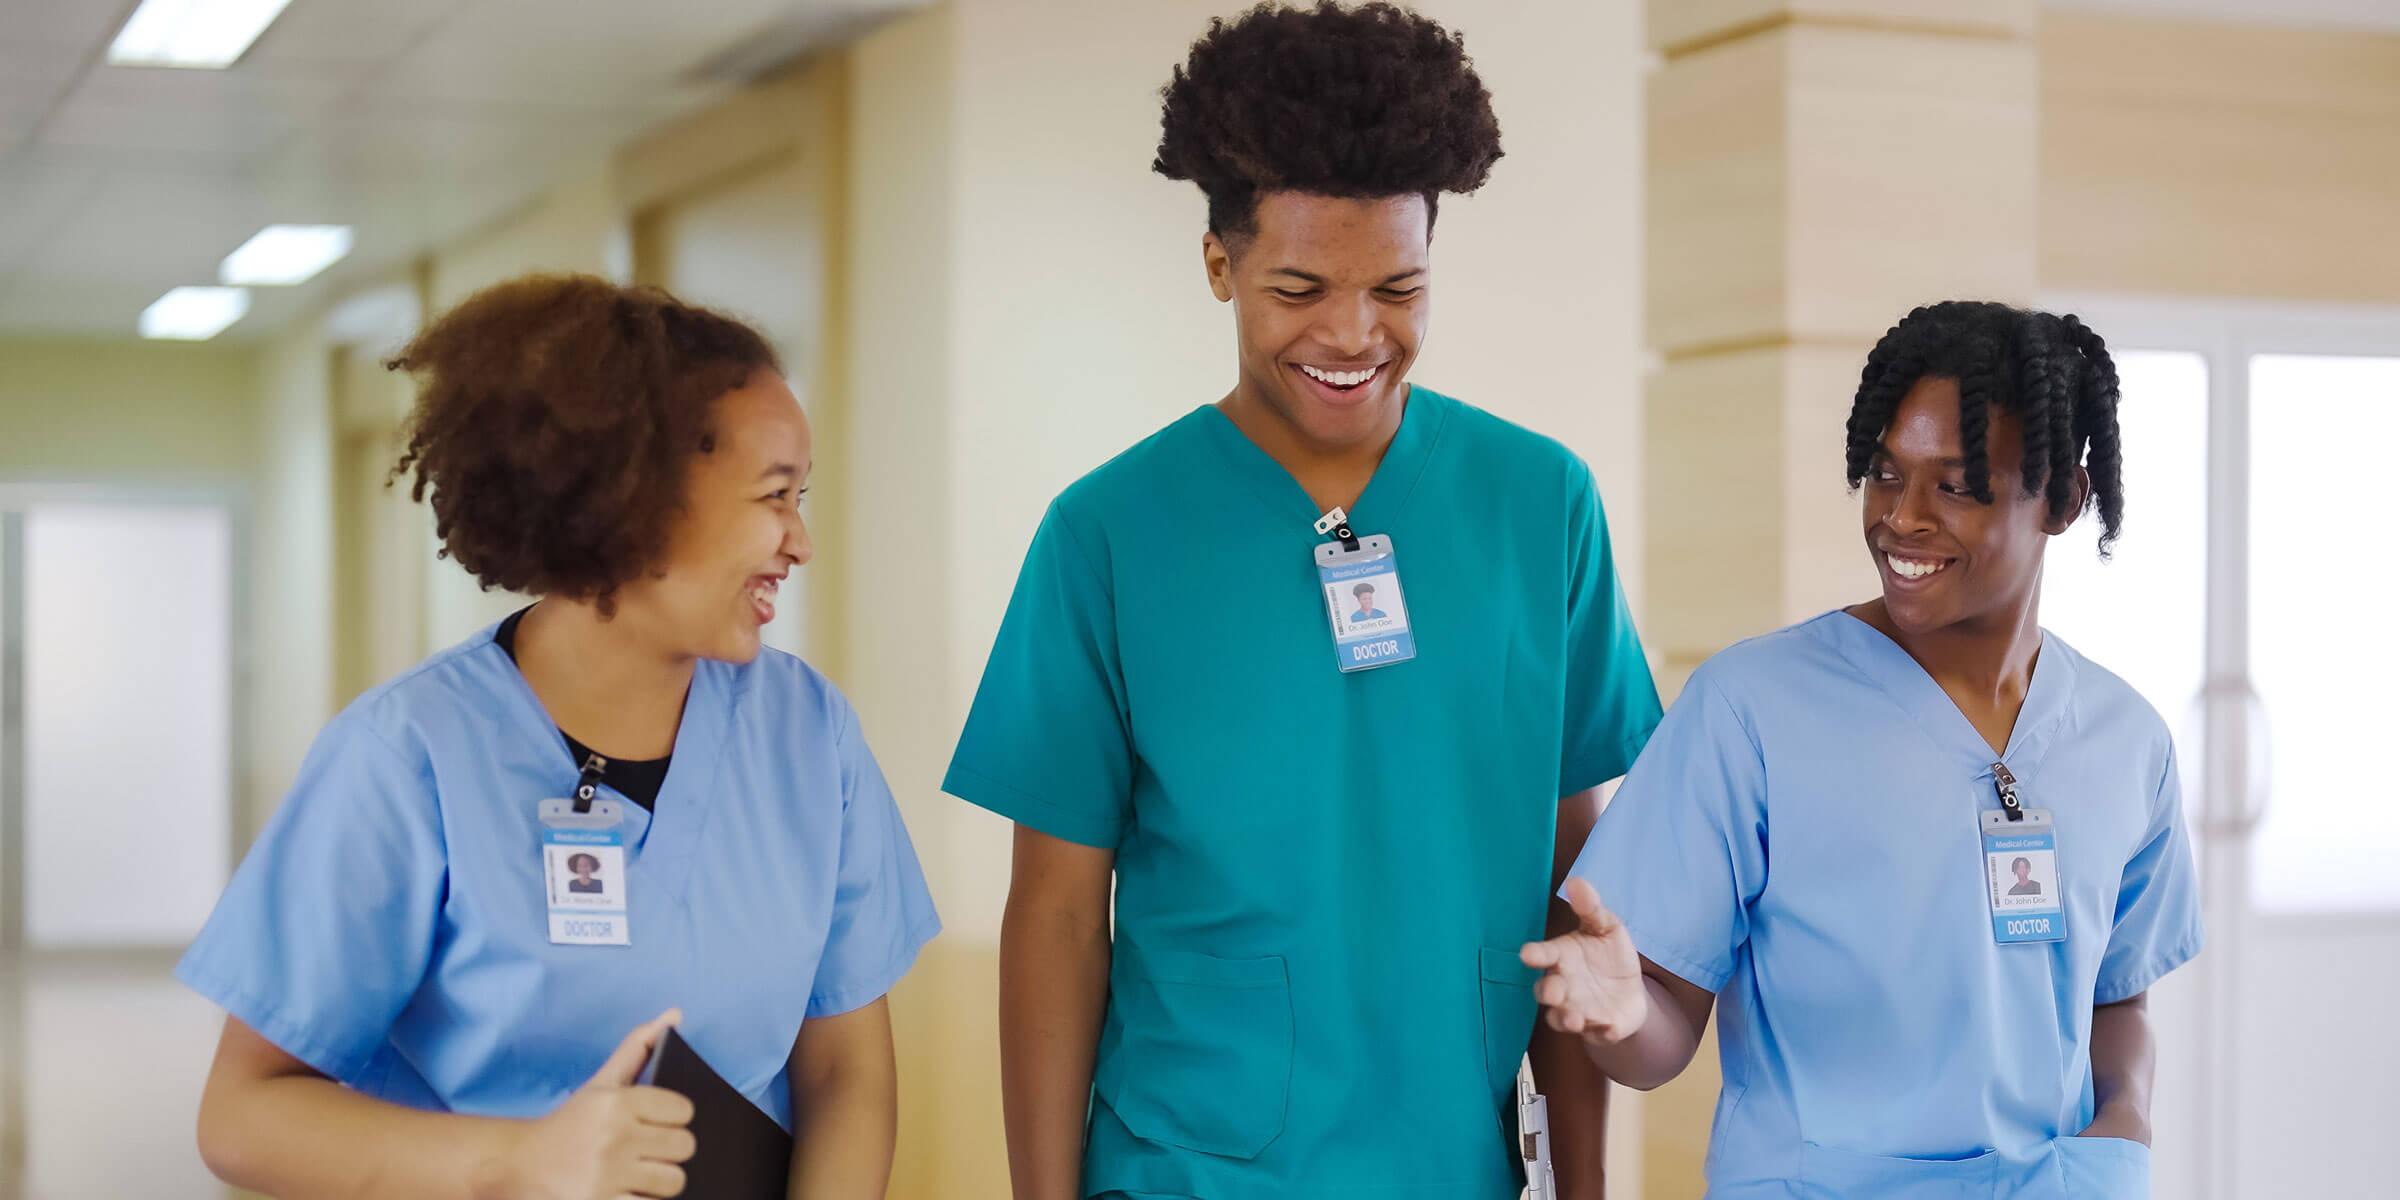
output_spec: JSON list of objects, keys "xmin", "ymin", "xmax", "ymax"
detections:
[
  {"xmin": 1478, "ymin": 946, "xmax": 1541, "ymax": 1108},
  {"xmin": 2055, "ymin": 1135, "xmax": 2151, "ymax": 1198},
  {"xmin": 1796, "ymin": 1143, "xmax": 2000, "ymax": 1199},
  {"xmin": 1099, "ymin": 948, "xmax": 1292, "ymax": 1160}
]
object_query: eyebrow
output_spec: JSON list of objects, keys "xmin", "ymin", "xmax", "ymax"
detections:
[
  {"xmin": 1266, "ymin": 267, "xmax": 1427, "ymax": 287},
  {"xmin": 1874, "ymin": 450, "xmax": 1971, "ymax": 468},
  {"xmin": 758, "ymin": 463, "xmax": 805, "ymax": 481}
]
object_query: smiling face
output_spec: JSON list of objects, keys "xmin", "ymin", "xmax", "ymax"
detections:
[
  {"xmin": 1353, "ymin": 585, "xmax": 1376, "ymax": 614},
  {"xmin": 1858, "ymin": 377, "xmax": 2079, "ymax": 638},
  {"xmin": 608, "ymin": 369, "xmax": 814, "ymax": 664},
  {"xmin": 1206, "ymin": 190, "xmax": 1430, "ymax": 452}
]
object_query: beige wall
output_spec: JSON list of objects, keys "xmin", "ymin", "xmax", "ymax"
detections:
[
  {"xmin": 0, "ymin": 339, "xmax": 259, "ymax": 483},
  {"xmin": 628, "ymin": 60, "xmax": 852, "ymax": 676},
  {"xmin": 2040, "ymin": 9, "xmax": 2400, "ymax": 304},
  {"xmin": 248, "ymin": 323, "xmax": 338, "ymax": 838}
]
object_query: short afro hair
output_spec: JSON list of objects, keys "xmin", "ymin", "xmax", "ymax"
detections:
[
  {"xmin": 388, "ymin": 274, "xmax": 781, "ymax": 615},
  {"xmin": 1154, "ymin": 1, "xmax": 1503, "ymax": 240}
]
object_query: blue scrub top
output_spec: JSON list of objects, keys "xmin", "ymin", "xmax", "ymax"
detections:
[
  {"xmin": 947, "ymin": 387, "xmax": 1663, "ymax": 1199},
  {"xmin": 178, "ymin": 624, "xmax": 940, "ymax": 1131},
  {"xmin": 1569, "ymin": 612, "xmax": 2203, "ymax": 1199}
]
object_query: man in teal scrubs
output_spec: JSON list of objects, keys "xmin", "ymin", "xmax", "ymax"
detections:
[{"xmin": 945, "ymin": 6, "xmax": 1661, "ymax": 1198}]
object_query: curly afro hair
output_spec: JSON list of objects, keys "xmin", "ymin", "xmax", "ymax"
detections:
[
  {"xmin": 388, "ymin": 274, "xmax": 781, "ymax": 615},
  {"xmin": 1154, "ymin": 1, "xmax": 1503, "ymax": 240},
  {"xmin": 1843, "ymin": 300, "xmax": 2126, "ymax": 556}
]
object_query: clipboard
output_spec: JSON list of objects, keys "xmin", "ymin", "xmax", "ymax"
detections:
[{"xmin": 637, "ymin": 1026, "xmax": 794, "ymax": 1199}]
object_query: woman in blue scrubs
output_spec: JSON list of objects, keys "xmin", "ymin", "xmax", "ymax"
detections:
[
  {"xmin": 179, "ymin": 275, "xmax": 938, "ymax": 1199},
  {"xmin": 1526, "ymin": 301, "xmax": 2203, "ymax": 1198}
]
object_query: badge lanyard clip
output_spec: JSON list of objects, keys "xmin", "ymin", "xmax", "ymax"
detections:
[
  {"xmin": 1992, "ymin": 761, "xmax": 2024, "ymax": 822},
  {"xmin": 572, "ymin": 753, "xmax": 608, "ymax": 815},
  {"xmin": 1315, "ymin": 505, "xmax": 1361, "ymax": 553}
]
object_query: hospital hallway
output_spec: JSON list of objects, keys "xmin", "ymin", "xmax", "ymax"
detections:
[{"xmin": 3, "ymin": 0, "xmax": 2399, "ymax": 1196}]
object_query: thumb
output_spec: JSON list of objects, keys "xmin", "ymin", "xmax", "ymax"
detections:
[
  {"xmin": 1564, "ymin": 877, "xmax": 1622, "ymax": 939},
  {"xmin": 585, "ymin": 1009, "xmax": 681, "ymax": 1089}
]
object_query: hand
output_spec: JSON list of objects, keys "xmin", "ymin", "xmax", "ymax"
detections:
[
  {"xmin": 2076, "ymin": 1104, "xmax": 2152, "ymax": 1147},
  {"xmin": 476, "ymin": 1010, "xmax": 699, "ymax": 1200},
  {"xmin": 1521, "ymin": 879, "xmax": 1648, "ymax": 1046}
]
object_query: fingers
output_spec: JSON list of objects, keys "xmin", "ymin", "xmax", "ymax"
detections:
[
  {"xmin": 589, "ymin": 1009, "xmax": 683, "ymax": 1089},
  {"xmin": 1520, "ymin": 939, "xmax": 1563, "ymax": 969},
  {"xmin": 1564, "ymin": 878, "xmax": 1623, "ymax": 939},
  {"xmin": 626, "ymin": 1085, "xmax": 696, "ymax": 1128},
  {"xmin": 634, "ymin": 1121, "xmax": 698, "ymax": 1164},
  {"xmin": 628, "ymin": 1160, "xmax": 687, "ymax": 1198}
]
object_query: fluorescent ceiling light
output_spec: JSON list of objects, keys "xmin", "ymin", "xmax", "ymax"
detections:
[
  {"xmin": 220, "ymin": 225, "xmax": 354, "ymax": 285},
  {"xmin": 108, "ymin": 0, "xmax": 296, "ymax": 69},
  {"xmin": 140, "ymin": 287, "xmax": 251, "ymax": 340}
]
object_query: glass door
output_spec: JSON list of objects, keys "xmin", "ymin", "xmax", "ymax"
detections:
[
  {"xmin": 2039, "ymin": 297, "xmax": 2400, "ymax": 1200},
  {"xmin": 0, "ymin": 489, "xmax": 243, "ymax": 1200}
]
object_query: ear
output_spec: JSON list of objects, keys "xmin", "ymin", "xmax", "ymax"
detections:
[
  {"xmin": 1202, "ymin": 231, "xmax": 1234, "ymax": 303},
  {"xmin": 2044, "ymin": 464, "xmax": 2093, "ymax": 536}
]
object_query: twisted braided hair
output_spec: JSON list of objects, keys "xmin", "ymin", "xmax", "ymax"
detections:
[{"xmin": 1844, "ymin": 301, "xmax": 2126, "ymax": 556}]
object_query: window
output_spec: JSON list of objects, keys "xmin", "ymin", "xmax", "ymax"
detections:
[{"xmin": 2246, "ymin": 354, "xmax": 2400, "ymax": 912}]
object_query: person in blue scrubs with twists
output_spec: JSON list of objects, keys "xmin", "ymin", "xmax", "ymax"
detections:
[
  {"xmin": 1524, "ymin": 300, "xmax": 2205, "ymax": 1199},
  {"xmin": 945, "ymin": 6, "xmax": 1661, "ymax": 1199},
  {"xmin": 178, "ymin": 274, "xmax": 938, "ymax": 1200}
]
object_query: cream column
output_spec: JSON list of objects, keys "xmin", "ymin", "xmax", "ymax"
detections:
[{"xmin": 1640, "ymin": 2, "xmax": 2038, "ymax": 1194}]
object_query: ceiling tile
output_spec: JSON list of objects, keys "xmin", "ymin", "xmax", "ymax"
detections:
[
  {"xmin": 242, "ymin": 0, "xmax": 471, "ymax": 67},
  {"xmin": 0, "ymin": 153, "xmax": 107, "ymax": 273},
  {"xmin": 0, "ymin": 0, "xmax": 132, "ymax": 51},
  {"xmin": 39, "ymin": 65, "xmax": 354, "ymax": 157}
]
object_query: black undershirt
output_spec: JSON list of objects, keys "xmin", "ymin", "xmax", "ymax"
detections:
[{"xmin": 496, "ymin": 606, "xmax": 671, "ymax": 810}]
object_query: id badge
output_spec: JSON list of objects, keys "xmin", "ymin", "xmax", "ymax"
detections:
[
  {"xmin": 540, "ymin": 796, "xmax": 630, "ymax": 946},
  {"xmin": 1981, "ymin": 807, "xmax": 2064, "ymax": 944},
  {"xmin": 1315, "ymin": 529, "xmax": 1416, "ymax": 673}
]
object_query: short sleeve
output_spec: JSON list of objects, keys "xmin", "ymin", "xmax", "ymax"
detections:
[
  {"xmin": 2094, "ymin": 743, "xmax": 2206, "ymax": 1005},
  {"xmin": 807, "ymin": 701, "xmax": 942, "ymax": 1019},
  {"xmin": 942, "ymin": 502, "xmax": 1133, "ymax": 849},
  {"xmin": 1559, "ymin": 460, "xmax": 1664, "ymax": 794},
  {"xmin": 1564, "ymin": 670, "xmax": 1767, "ymax": 993},
  {"xmin": 174, "ymin": 716, "xmax": 445, "ymax": 1085}
]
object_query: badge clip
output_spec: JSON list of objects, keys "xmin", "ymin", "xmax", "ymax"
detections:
[
  {"xmin": 1992, "ymin": 761, "xmax": 2024, "ymax": 821},
  {"xmin": 1315, "ymin": 505, "xmax": 1360, "ymax": 553},
  {"xmin": 572, "ymin": 753, "xmax": 607, "ymax": 814}
]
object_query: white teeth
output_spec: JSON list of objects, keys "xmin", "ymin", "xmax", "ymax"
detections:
[
  {"xmin": 1301, "ymin": 364, "xmax": 1378, "ymax": 387},
  {"xmin": 1890, "ymin": 557, "xmax": 1947, "ymax": 580}
]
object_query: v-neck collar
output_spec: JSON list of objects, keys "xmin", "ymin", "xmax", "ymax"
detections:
[
  {"xmin": 1198, "ymin": 383, "xmax": 1452, "ymax": 539},
  {"xmin": 482, "ymin": 623, "xmax": 729, "ymax": 903},
  {"xmin": 1823, "ymin": 610, "xmax": 2076, "ymax": 781}
]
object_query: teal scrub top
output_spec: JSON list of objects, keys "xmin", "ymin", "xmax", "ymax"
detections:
[
  {"xmin": 946, "ymin": 386, "xmax": 1663, "ymax": 1199},
  {"xmin": 1568, "ymin": 613, "xmax": 2204, "ymax": 1198}
]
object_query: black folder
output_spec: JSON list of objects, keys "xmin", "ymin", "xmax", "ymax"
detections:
[{"xmin": 637, "ymin": 1026, "xmax": 794, "ymax": 1199}]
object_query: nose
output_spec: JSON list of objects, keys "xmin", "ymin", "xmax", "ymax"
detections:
[
  {"xmin": 1883, "ymin": 478, "xmax": 1939, "ymax": 538},
  {"xmin": 783, "ymin": 507, "xmax": 814, "ymax": 567},
  {"xmin": 1315, "ymin": 291, "xmax": 1384, "ymax": 359}
]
